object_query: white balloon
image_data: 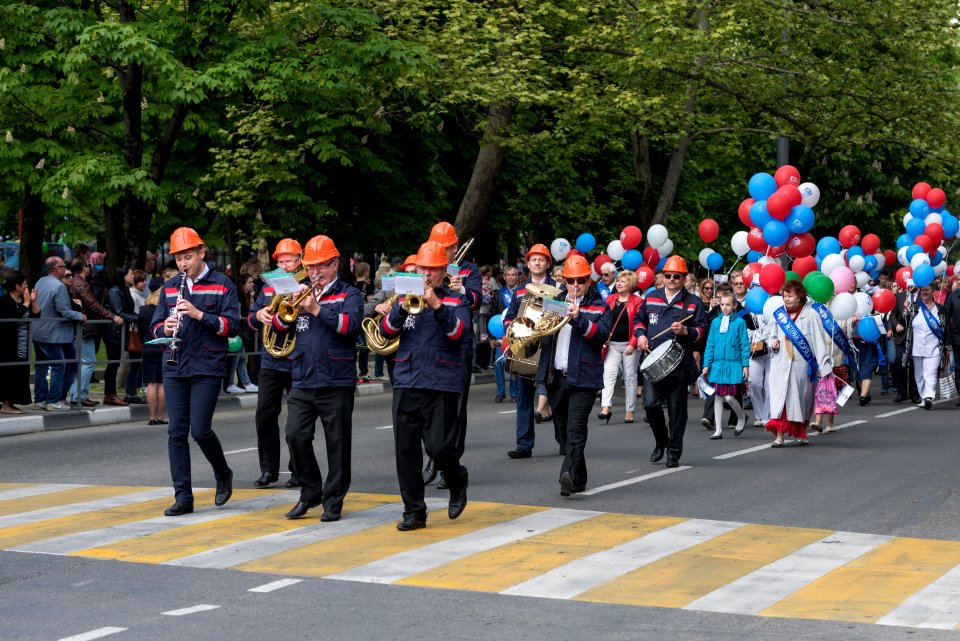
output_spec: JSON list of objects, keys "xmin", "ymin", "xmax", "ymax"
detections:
[
  {"xmin": 798, "ymin": 182, "xmax": 820, "ymax": 208},
  {"xmin": 873, "ymin": 253, "xmax": 886, "ymax": 269},
  {"xmin": 550, "ymin": 238, "xmax": 571, "ymax": 261},
  {"xmin": 830, "ymin": 292, "xmax": 857, "ymax": 321},
  {"xmin": 934, "ymin": 261, "xmax": 948, "ymax": 276},
  {"xmin": 758, "ymin": 255, "xmax": 777, "ymax": 265},
  {"xmin": 647, "ymin": 224, "xmax": 669, "ymax": 249},
  {"xmin": 591, "ymin": 270, "xmax": 601, "ymax": 282},
  {"xmin": 731, "ymin": 231, "xmax": 750, "ymax": 257},
  {"xmin": 763, "ymin": 295, "xmax": 785, "ymax": 321},
  {"xmin": 897, "ymin": 246, "xmax": 910, "ymax": 266},
  {"xmin": 938, "ymin": 245, "xmax": 948, "ymax": 258},
  {"xmin": 821, "ymin": 253, "xmax": 845, "ymax": 275},
  {"xmin": 854, "ymin": 291, "xmax": 873, "ymax": 317},
  {"xmin": 903, "ymin": 212, "xmax": 914, "ymax": 228},
  {"xmin": 910, "ymin": 252, "xmax": 931, "ymax": 269},
  {"xmin": 847, "ymin": 254, "xmax": 866, "ymax": 272},
  {"xmin": 658, "ymin": 239, "xmax": 674, "ymax": 257},
  {"xmin": 925, "ymin": 213, "xmax": 944, "ymax": 226},
  {"xmin": 606, "ymin": 240, "xmax": 625, "ymax": 261},
  {"xmin": 954, "ymin": 260, "xmax": 960, "ymax": 274},
  {"xmin": 699, "ymin": 248, "xmax": 715, "ymax": 269},
  {"xmin": 855, "ymin": 271, "xmax": 870, "ymax": 288}
]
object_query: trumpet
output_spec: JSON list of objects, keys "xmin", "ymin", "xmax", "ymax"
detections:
[
  {"xmin": 361, "ymin": 291, "xmax": 424, "ymax": 357},
  {"xmin": 261, "ymin": 272, "xmax": 322, "ymax": 358},
  {"xmin": 261, "ymin": 264, "xmax": 310, "ymax": 359},
  {"xmin": 166, "ymin": 272, "xmax": 187, "ymax": 365}
]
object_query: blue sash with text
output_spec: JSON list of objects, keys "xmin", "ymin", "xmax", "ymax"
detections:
[
  {"xmin": 773, "ymin": 306, "xmax": 818, "ymax": 382},
  {"xmin": 811, "ymin": 302, "xmax": 853, "ymax": 360},
  {"xmin": 919, "ymin": 303, "xmax": 945, "ymax": 342}
]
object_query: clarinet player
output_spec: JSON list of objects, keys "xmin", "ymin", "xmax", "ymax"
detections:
[{"xmin": 151, "ymin": 227, "xmax": 240, "ymax": 516}]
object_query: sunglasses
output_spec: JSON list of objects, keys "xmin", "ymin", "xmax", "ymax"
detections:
[
  {"xmin": 662, "ymin": 273, "xmax": 684, "ymax": 280},
  {"xmin": 63, "ymin": 273, "xmax": 74, "ymax": 278},
  {"xmin": 566, "ymin": 277, "xmax": 588, "ymax": 284}
]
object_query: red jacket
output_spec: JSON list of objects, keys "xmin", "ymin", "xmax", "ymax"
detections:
[{"xmin": 604, "ymin": 292, "xmax": 644, "ymax": 348}]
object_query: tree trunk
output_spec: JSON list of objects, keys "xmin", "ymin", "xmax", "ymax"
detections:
[
  {"xmin": 20, "ymin": 188, "xmax": 45, "ymax": 285},
  {"xmin": 631, "ymin": 131, "xmax": 656, "ymax": 229},
  {"xmin": 453, "ymin": 102, "xmax": 511, "ymax": 242}
]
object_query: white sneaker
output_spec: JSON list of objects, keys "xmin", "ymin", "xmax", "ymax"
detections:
[
  {"xmin": 225, "ymin": 385, "xmax": 245, "ymax": 394},
  {"xmin": 32, "ymin": 402, "xmax": 46, "ymax": 411},
  {"xmin": 45, "ymin": 402, "xmax": 69, "ymax": 412},
  {"xmin": 243, "ymin": 383, "xmax": 259, "ymax": 392}
]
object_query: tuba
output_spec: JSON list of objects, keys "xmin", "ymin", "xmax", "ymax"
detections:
[
  {"xmin": 362, "ymin": 292, "xmax": 424, "ymax": 356},
  {"xmin": 261, "ymin": 265, "xmax": 310, "ymax": 358},
  {"xmin": 504, "ymin": 283, "xmax": 570, "ymax": 377}
]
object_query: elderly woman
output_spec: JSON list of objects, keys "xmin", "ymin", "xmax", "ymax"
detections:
[
  {"xmin": 908, "ymin": 285, "xmax": 948, "ymax": 409},
  {"xmin": 598, "ymin": 270, "xmax": 643, "ymax": 423},
  {"xmin": 765, "ymin": 280, "xmax": 833, "ymax": 447}
]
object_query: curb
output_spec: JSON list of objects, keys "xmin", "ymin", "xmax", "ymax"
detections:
[{"xmin": 0, "ymin": 372, "xmax": 495, "ymax": 437}]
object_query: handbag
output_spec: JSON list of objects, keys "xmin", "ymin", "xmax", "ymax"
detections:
[
  {"xmin": 126, "ymin": 326, "xmax": 143, "ymax": 354},
  {"xmin": 938, "ymin": 373, "xmax": 956, "ymax": 400},
  {"xmin": 602, "ymin": 302, "xmax": 629, "ymax": 360},
  {"xmin": 750, "ymin": 340, "xmax": 768, "ymax": 357}
]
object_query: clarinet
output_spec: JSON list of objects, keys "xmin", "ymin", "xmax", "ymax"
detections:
[{"xmin": 167, "ymin": 272, "xmax": 187, "ymax": 365}]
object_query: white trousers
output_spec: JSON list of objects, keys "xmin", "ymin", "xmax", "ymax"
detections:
[
  {"xmin": 913, "ymin": 355, "xmax": 939, "ymax": 400},
  {"xmin": 601, "ymin": 341, "xmax": 639, "ymax": 411},
  {"xmin": 748, "ymin": 355, "xmax": 771, "ymax": 422}
]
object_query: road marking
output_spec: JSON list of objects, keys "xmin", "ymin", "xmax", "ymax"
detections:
[
  {"xmin": 375, "ymin": 425, "xmax": 393, "ymax": 430},
  {"xmin": 0, "ymin": 485, "xmax": 153, "ymax": 518},
  {"xmin": 0, "ymin": 484, "xmax": 89, "ymax": 502},
  {"xmin": 875, "ymin": 407, "xmax": 918, "ymax": 418},
  {"xmin": 878, "ymin": 562, "xmax": 960, "ymax": 629},
  {"xmin": 329, "ymin": 508, "xmax": 599, "ymax": 584},
  {"xmin": 0, "ymin": 488, "xmax": 171, "ymax": 529},
  {"xmin": 58, "ymin": 628, "xmax": 127, "ymax": 641},
  {"xmin": 223, "ymin": 447, "xmax": 257, "ymax": 455},
  {"xmin": 162, "ymin": 604, "xmax": 220, "ymax": 616},
  {"xmin": 714, "ymin": 420, "xmax": 866, "ymax": 460},
  {"xmin": 497, "ymin": 409, "xmax": 517, "ymax": 414},
  {"xmin": 248, "ymin": 578, "xmax": 303, "ymax": 593},
  {"xmin": 580, "ymin": 467, "xmax": 690, "ymax": 495},
  {"xmin": 684, "ymin": 531, "xmax": 891, "ymax": 615},
  {"xmin": 501, "ymin": 518, "xmax": 742, "ymax": 599}
]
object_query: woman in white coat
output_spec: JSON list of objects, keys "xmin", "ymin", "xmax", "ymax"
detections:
[
  {"xmin": 908, "ymin": 285, "xmax": 948, "ymax": 410},
  {"xmin": 765, "ymin": 280, "xmax": 833, "ymax": 447},
  {"xmin": 746, "ymin": 308, "xmax": 773, "ymax": 427}
]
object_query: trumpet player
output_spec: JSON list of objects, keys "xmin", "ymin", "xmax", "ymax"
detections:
[
  {"xmin": 380, "ymin": 240, "xmax": 471, "ymax": 531},
  {"xmin": 269, "ymin": 235, "xmax": 362, "ymax": 521},
  {"xmin": 247, "ymin": 238, "xmax": 302, "ymax": 489},
  {"xmin": 363, "ymin": 254, "xmax": 417, "ymax": 383},
  {"xmin": 150, "ymin": 227, "xmax": 240, "ymax": 517}
]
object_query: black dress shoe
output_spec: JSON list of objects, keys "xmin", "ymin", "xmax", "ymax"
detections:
[
  {"xmin": 422, "ymin": 458, "xmax": 437, "ymax": 485},
  {"xmin": 285, "ymin": 497, "xmax": 322, "ymax": 519},
  {"xmin": 448, "ymin": 471, "xmax": 468, "ymax": 519},
  {"xmin": 650, "ymin": 447, "xmax": 665, "ymax": 463},
  {"xmin": 253, "ymin": 472, "xmax": 278, "ymax": 488},
  {"xmin": 164, "ymin": 500, "xmax": 194, "ymax": 516},
  {"xmin": 436, "ymin": 473, "xmax": 448, "ymax": 490},
  {"xmin": 534, "ymin": 411, "xmax": 544, "ymax": 424},
  {"xmin": 507, "ymin": 449, "xmax": 532, "ymax": 459},
  {"xmin": 495, "ymin": 395, "xmax": 504, "ymax": 403},
  {"xmin": 320, "ymin": 512, "xmax": 341, "ymax": 522},
  {"xmin": 893, "ymin": 395, "xmax": 906, "ymax": 403},
  {"xmin": 285, "ymin": 478, "xmax": 301, "ymax": 488},
  {"xmin": 559, "ymin": 471, "xmax": 575, "ymax": 497},
  {"xmin": 214, "ymin": 469, "xmax": 233, "ymax": 506},
  {"xmin": 666, "ymin": 459, "xmax": 680, "ymax": 468},
  {"xmin": 396, "ymin": 517, "xmax": 427, "ymax": 531}
]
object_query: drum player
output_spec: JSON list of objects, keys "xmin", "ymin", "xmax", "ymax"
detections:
[{"xmin": 633, "ymin": 256, "xmax": 707, "ymax": 469}]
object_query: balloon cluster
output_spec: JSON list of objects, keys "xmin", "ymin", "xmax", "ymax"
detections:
[
  {"xmin": 549, "ymin": 224, "xmax": 660, "ymax": 290},
  {"xmin": 893, "ymin": 182, "xmax": 958, "ymax": 290}
]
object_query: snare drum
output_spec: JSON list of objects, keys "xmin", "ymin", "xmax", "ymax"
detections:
[{"xmin": 639, "ymin": 340, "xmax": 685, "ymax": 383}]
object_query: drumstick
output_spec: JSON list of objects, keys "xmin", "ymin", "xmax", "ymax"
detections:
[{"xmin": 649, "ymin": 314, "xmax": 694, "ymax": 342}]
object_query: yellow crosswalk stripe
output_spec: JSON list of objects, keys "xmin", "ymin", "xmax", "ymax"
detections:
[
  {"xmin": 0, "ymin": 485, "xmax": 153, "ymax": 517},
  {"xmin": 761, "ymin": 537, "xmax": 960, "ymax": 623},
  {"xmin": 235, "ymin": 501, "xmax": 542, "ymax": 577},
  {"xmin": 0, "ymin": 482, "xmax": 35, "ymax": 491},
  {"xmin": 396, "ymin": 513, "xmax": 683, "ymax": 591}
]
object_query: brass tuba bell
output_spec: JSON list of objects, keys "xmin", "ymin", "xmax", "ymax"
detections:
[{"xmin": 261, "ymin": 264, "xmax": 311, "ymax": 358}]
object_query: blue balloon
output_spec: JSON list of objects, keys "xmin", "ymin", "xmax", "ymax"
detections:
[
  {"xmin": 644, "ymin": 286, "xmax": 657, "ymax": 297},
  {"xmin": 909, "ymin": 199, "xmax": 931, "ymax": 218},
  {"xmin": 930, "ymin": 251, "xmax": 943, "ymax": 267},
  {"xmin": 748, "ymin": 173, "xmax": 778, "ymax": 201},
  {"xmin": 905, "ymin": 216, "xmax": 925, "ymax": 239},
  {"xmin": 905, "ymin": 244, "xmax": 924, "ymax": 262},
  {"xmin": 785, "ymin": 205, "xmax": 815, "ymax": 234},
  {"xmin": 896, "ymin": 234, "xmax": 912, "ymax": 249},
  {"xmin": 863, "ymin": 255, "xmax": 878, "ymax": 272},
  {"xmin": 857, "ymin": 316, "xmax": 881, "ymax": 341},
  {"xmin": 943, "ymin": 215, "xmax": 959, "ymax": 239},
  {"xmin": 763, "ymin": 220, "xmax": 789, "ymax": 247},
  {"xmin": 706, "ymin": 252, "xmax": 724, "ymax": 271},
  {"xmin": 750, "ymin": 200, "xmax": 772, "ymax": 228},
  {"xmin": 487, "ymin": 315, "xmax": 505, "ymax": 339},
  {"xmin": 816, "ymin": 236, "xmax": 842, "ymax": 257},
  {"xmin": 913, "ymin": 263, "xmax": 935, "ymax": 287},
  {"xmin": 931, "ymin": 206, "xmax": 944, "ymax": 213},
  {"xmin": 575, "ymin": 233, "xmax": 596, "ymax": 253},
  {"xmin": 846, "ymin": 246, "xmax": 865, "ymax": 261},
  {"xmin": 747, "ymin": 250, "xmax": 762, "ymax": 263},
  {"xmin": 656, "ymin": 257, "xmax": 667, "ymax": 271},
  {"xmin": 621, "ymin": 249, "xmax": 642, "ymax": 270},
  {"xmin": 745, "ymin": 286, "xmax": 769, "ymax": 314}
]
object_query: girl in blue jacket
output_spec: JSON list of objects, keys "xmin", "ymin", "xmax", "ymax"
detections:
[{"xmin": 702, "ymin": 292, "xmax": 751, "ymax": 439}]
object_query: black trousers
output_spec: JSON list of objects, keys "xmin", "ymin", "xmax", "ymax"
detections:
[
  {"xmin": 643, "ymin": 372, "xmax": 689, "ymax": 461},
  {"xmin": 953, "ymin": 344, "xmax": 960, "ymax": 396},
  {"xmin": 546, "ymin": 373, "xmax": 596, "ymax": 490},
  {"xmin": 453, "ymin": 373, "xmax": 471, "ymax": 459},
  {"xmin": 894, "ymin": 343, "xmax": 919, "ymax": 400},
  {"xmin": 393, "ymin": 388, "xmax": 466, "ymax": 521},
  {"xmin": 254, "ymin": 367, "xmax": 295, "ymax": 479},
  {"xmin": 284, "ymin": 386, "xmax": 354, "ymax": 515}
]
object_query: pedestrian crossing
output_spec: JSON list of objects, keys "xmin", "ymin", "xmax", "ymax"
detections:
[{"xmin": 2, "ymin": 482, "xmax": 960, "ymax": 631}]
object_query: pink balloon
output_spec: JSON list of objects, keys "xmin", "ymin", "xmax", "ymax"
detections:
[{"xmin": 830, "ymin": 266, "xmax": 855, "ymax": 293}]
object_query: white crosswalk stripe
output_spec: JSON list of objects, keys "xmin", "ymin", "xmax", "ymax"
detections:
[
  {"xmin": 877, "ymin": 563, "xmax": 960, "ymax": 629},
  {"xmin": 0, "ymin": 489, "xmax": 171, "ymax": 529}
]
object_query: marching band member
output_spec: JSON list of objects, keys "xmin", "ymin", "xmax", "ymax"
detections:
[
  {"xmin": 365, "ymin": 255, "xmax": 418, "ymax": 383},
  {"xmin": 247, "ymin": 238, "xmax": 303, "ymax": 489},
  {"xmin": 536, "ymin": 255, "xmax": 611, "ymax": 496},
  {"xmin": 380, "ymin": 240, "xmax": 471, "ymax": 530},
  {"xmin": 269, "ymin": 235, "xmax": 362, "ymax": 520},
  {"xmin": 503, "ymin": 243, "xmax": 560, "ymax": 459},
  {"xmin": 633, "ymin": 256, "xmax": 707, "ymax": 468},
  {"xmin": 151, "ymin": 227, "xmax": 240, "ymax": 517},
  {"xmin": 423, "ymin": 222, "xmax": 481, "ymax": 488}
]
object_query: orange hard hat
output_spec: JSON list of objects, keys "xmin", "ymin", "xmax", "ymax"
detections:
[
  {"xmin": 272, "ymin": 238, "xmax": 302, "ymax": 260},
  {"xmin": 302, "ymin": 235, "xmax": 339, "ymax": 265},
  {"xmin": 563, "ymin": 254, "xmax": 592, "ymax": 279},
  {"xmin": 429, "ymin": 221, "xmax": 458, "ymax": 248},
  {"xmin": 662, "ymin": 255, "xmax": 688, "ymax": 274},
  {"xmin": 416, "ymin": 241, "xmax": 449, "ymax": 268},
  {"xmin": 526, "ymin": 243, "xmax": 551, "ymax": 262},
  {"xmin": 402, "ymin": 254, "xmax": 418, "ymax": 272},
  {"xmin": 169, "ymin": 227, "xmax": 203, "ymax": 254}
]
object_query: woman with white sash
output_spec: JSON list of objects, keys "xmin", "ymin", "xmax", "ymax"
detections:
[
  {"xmin": 765, "ymin": 280, "xmax": 833, "ymax": 447},
  {"xmin": 908, "ymin": 285, "xmax": 949, "ymax": 409}
]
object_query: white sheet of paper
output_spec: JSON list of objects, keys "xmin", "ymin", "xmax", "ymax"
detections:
[
  {"xmin": 395, "ymin": 274, "xmax": 425, "ymax": 296},
  {"xmin": 260, "ymin": 269, "xmax": 302, "ymax": 295},
  {"xmin": 713, "ymin": 274, "xmax": 729, "ymax": 283},
  {"xmin": 381, "ymin": 276, "xmax": 395, "ymax": 292},
  {"xmin": 541, "ymin": 298, "xmax": 569, "ymax": 316},
  {"xmin": 697, "ymin": 374, "xmax": 716, "ymax": 398},
  {"xmin": 836, "ymin": 383, "xmax": 854, "ymax": 407}
]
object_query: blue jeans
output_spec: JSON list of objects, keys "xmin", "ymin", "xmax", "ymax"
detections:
[
  {"xmin": 33, "ymin": 341, "xmax": 76, "ymax": 405},
  {"xmin": 495, "ymin": 355, "xmax": 518, "ymax": 399},
  {"xmin": 165, "ymin": 375, "xmax": 231, "ymax": 503},
  {"xmin": 70, "ymin": 338, "xmax": 97, "ymax": 402}
]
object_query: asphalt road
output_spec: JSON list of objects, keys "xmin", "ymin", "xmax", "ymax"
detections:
[{"xmin": 1, "ymin": 381, "xmax": 959, "ymax": 641}]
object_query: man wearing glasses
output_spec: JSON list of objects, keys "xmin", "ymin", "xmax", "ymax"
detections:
[
  {"xmin": 598, "ymin": 263, "xmax": 617, "ymax": 299},
  {"xmin": 634, "ymin": 256, "xmax": 707, "ymax": 468},
  {"xmin": 730, "ymin": 270, "xmax": 747, "ymax": 306},
  {"xmin": 32, "ymin": 257, "xmax": 86, "ymax": 411}
]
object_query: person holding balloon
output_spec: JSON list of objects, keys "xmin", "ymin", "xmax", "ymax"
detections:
[{"xmin": 907, "ymin": 285, "xmax": 949, "ymax": 410}]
